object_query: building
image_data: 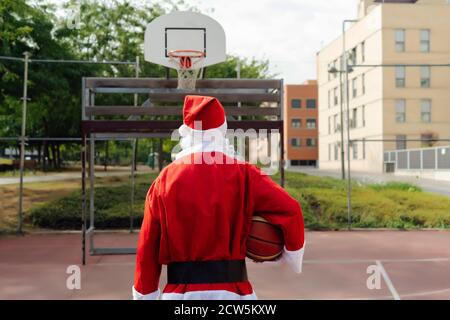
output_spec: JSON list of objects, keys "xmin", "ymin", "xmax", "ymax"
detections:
[
  {"xmin": 283, "ymin": 81, "xmax": 318, "ymax": 168},
  {"xmin": 317, "ymin": 0, "xmax": 450, "ymax": 173}
]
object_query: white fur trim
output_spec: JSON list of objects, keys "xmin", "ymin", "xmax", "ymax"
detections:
[
  {"xmin": 132, "ymin": 286, "xmax": 160, "ymax": 300},
  {"xmin": 161, "ymin": 290, "xmax": 257, "ymax": 300},
  {"xmin": 281, "ymin": 245, "xmax": 305, "ymax": 274},
  {"xmin": 175, "ymin": 120, "xmax": 241, "ymax": 160}
]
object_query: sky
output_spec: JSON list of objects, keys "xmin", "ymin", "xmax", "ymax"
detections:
[
  {"xmin": 49, "ymin": 0, "xmax": 359, "ymax": 84},
  {"xmin": 191, "ymin": 0, "xmax": 359, "ymax": 84}
]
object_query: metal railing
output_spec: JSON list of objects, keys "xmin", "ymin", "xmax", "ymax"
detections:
[{"xmin": 384, "ymin": 145, "xmax": 450, "ymax": 171}]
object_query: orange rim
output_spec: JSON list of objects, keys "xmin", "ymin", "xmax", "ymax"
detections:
[
  {"xmin": 168, "ymin": 50, "xmax": 205, "ymax": 69},
  {"xmin": 168, "ymin": 49, "xmax": 205, "ymax": 58}
]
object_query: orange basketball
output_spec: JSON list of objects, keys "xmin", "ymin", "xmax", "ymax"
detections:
[{"xmin": 246, "ymin": 216, "xmax": 284, "ymax": 262}]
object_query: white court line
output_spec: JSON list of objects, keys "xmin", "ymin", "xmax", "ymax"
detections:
[
  {"xmin": 376, "ymin": 260, "xmax": 401, "ymax": 300},
  {"xmin": 304, "ymin": 257, "xmax": 450, "ymax": 264},
  {"xmin": 400, "ymin": 287, "xmax": 450, "ymax": 299}
]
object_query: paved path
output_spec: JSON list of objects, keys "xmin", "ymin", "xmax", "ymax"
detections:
[
  {"xmin": 0, "ymin": 166, "xmax": 153, "ymax": 186},
  {"xmin": 290, "ymin": 167, "xmax": 450, "ymax": 198},
  {"xmin": 1, "ymin": 231, "xmax": 450, "ymax": 300}
]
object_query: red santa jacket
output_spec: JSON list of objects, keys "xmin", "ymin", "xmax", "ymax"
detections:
[{"xmin": 133, "ymin": 152, "xmax": 305, "ymax": 300}]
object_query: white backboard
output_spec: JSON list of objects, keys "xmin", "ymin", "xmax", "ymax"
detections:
[{"xmin": 144, "ymin": 11, "xmax": 226, "ymax": 69}]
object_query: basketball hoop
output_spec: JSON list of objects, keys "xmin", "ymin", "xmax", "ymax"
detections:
[{"xmin": 168, "ymin": 50, "xmax": 205, "ymax": 90}]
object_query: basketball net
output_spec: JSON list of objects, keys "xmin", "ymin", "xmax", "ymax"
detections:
[{"xmin": 168, "ymin": 50, "xmax": 205, "ymax": 90}]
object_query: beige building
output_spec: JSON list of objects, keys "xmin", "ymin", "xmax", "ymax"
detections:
[{"xmin": 317, "ymin": 0, "xmax": 450, "ymax": 173}]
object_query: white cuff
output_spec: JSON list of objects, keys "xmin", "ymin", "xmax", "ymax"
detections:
[
  {"xmin": 281, "ymin": 244, "xmax": 305, "ymax": 274},
  {"xmin": 132, "ymin": 286, "xmax": 160, "ymax": 300}
]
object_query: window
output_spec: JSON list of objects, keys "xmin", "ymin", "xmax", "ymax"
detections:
[
  {"xmin": 395, "ymin": 29, "xmax": 405, "ymax": 52},
  {"xmin": 291, "ymin": 138, "xmax": 301, "ymax": 148},
  {"xmin": 350, "ymin": 47, "xmax": 357, "ymax": 65},
  {"xmin": 328, "ymin": 63, "xmax": 332, "ymax": 81},
  {"xmin": 421, "ymin": 99, "xmax": 431, "ymax": 123},
  {"xmin": 328, "ymin": 144, "xmax": 331, "ymax": 161},
  {"xmin": 352, "ymin": 78, "xmax": 357, "ymax": 98},
  {"xmin": 362, "ymin": 73, "xmax": 366, "ymax": 94},
  {"xmin": 361, "ymin": 41, "xmax": 365, "ymax": 63},
  {"xmin": 334, "ymin": 114, "xmax": 340, "ymax": 132},
  {"xmin": 421, "ymin": 133, "xmax": 435, "ymax": 147},
  {"xmin": 306, "ymin": 99, "xmax": 317, "ymax": 109},
  {"xmin": 351, "ymin": 108, "xmax": 358, "ymax": 128},
  {"xmin": 328, "ymin": 90, "xmax": 331, "ymax": 108},
  {"xmin": 396, "ymin": 99, "xmax": 406, "ymax": 123},
  {"xmin": 334, "ymin": 143, "xmax": 339, "ymax": 161},
  {"xmin": 291, "ymin": 160, "xmax": 317, "ymax": 166},
  {"xmin": 333, "ymin": 59, "xmax": 338, "ymax": 79},
  {"xmin": 420, "ymin": 66, "xmax": 430, "ymax": 88},
  {"xmin": 333, "ymin": 87, "xmax": 339, "ymax": 106},
  {"xmin": 396, "ymin": 135, "xmax": 407, "ymax": 150},
  {"xmin": 396, "ymin": 66, "xmax": 406, "ymax": 87},
  {"xmin": 352, "ymin": 142, "xmax": 358, "ymax": 160},
  {"xmin": 420, "ymin": 29, "xmax": 430, "ymax": 53},
  {"xmin": 328, "ymin": 116, "xmax": 331, "ymax": 134},
  {"xmin": 306, "ymin": 138, "xmax": 317, "ymax": 147},
  {"xmin": 306, "ymin": 119, "xmax": 317, "ymax": 129},
  {"xmin": 362, "ymin": 105, "xmax": 366, "ymax": 127},
  {"xmin": 362, "ymin": 138, "xmax": 366, "ymax": 159},
  {"xmin": 291, "ymin": 118, "xmax": 301, "ymax": 128},
  {"xmin": 291, "ymin": 99, "xmax": 301, "ymax": 108}
]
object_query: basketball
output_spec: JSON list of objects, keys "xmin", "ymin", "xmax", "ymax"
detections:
[{"xmin": 246, "ymin": 216, "xmax": 284, "ymax": 262}]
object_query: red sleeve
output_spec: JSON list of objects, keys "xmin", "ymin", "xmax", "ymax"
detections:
[
  {"xmin": 250, "ymin": 165, "xmax": 305, "ymax": 273},
  {"xmin": 133, "ymin": 179, "xmax": 162, "ymax": 299}
]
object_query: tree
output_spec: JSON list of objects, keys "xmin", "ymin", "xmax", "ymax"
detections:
[{"xmin": 1, "ymin": 0, "xmax": 272, "ymax": 169}]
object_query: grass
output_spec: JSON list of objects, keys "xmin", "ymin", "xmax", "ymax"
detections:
[
  {"xmin": 26, "ymin": 173, "xmax": 157, "ymax": 230},
  {"xmin": 282, "ymin": 172, "xmax": 450, "ymax": 229},
  {"xmin": 0, "ymin": 174, "xmax": 142, "ymax": 233},
  {"xmin": 6, "ymin": 171, "xmax": 450, "ymax": 231}
]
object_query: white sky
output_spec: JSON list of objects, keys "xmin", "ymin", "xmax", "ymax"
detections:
[{"xmin": 192, "ymin": 0, "xmax": 359, "ymax": 84}]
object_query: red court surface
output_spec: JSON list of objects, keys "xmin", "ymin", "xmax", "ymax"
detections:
[{"xmin": 1, "ymin": 231, "xmax": 450, "ymax": 300}]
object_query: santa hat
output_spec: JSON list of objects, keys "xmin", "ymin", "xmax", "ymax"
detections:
[
  {"xmin": 176, "ymin": 95, "xmax": 239, "ymax": 161},
  {"xmin": 182, "ymin": 95, "xmax": 226, "ymax": 131}
]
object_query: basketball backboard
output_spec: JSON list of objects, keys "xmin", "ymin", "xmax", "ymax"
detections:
[{"xmin": 144, "ymin": 11, "xmax": 226, "ymax": 69}]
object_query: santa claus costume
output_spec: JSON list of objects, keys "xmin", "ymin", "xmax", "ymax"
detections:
[{"xmin": 133, "ymin": 95, "xmax": 305, "ymax": 300}]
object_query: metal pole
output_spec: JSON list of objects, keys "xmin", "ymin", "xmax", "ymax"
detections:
[
  {"xmin": 339, "ymin": 69, "xmax": 345, "ymax": 180},
  {"xmin": 343, "ymin": 19, "xmax": 357, "ymax": 230},
  {"xmin": 17, "ymin": 52, "xmax": 29, "ymax": 234},
  {"xmin": 236, "ymin": 60, "xmax": 242, "ymax": 120},
  {"xmin": 81, "ymin": 132, "xmax": 87, "ymax": 265},
  {"xmin": 280, "ymin": 79, "xmax": 285, "ymax": 188},
  {"xmin": 130, "ymin": 56, "xmax": 139, "ymax": 233}
]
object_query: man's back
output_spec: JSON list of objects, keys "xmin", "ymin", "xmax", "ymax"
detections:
[{"xmin": 133, "ymin": 96, "xmax": 305, "ymax": 300}]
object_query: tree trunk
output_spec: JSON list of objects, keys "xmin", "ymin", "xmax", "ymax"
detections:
[
  {"xmin": 37, "ymin": 143, "xmax": 42, "ymax": 166},
  {"xmin": 134, "ymin": 139, "xmax": 139, "ymax": 172},
  {"xmin": 104, "ymin": 140, "xmax": 109, "ymax": 171},
  {"xmin": 50, "ymin": 143, "xmax": 56, "ymax": 170},
  {"xmin": 158, "ymin": 138, "xmax": 163, "ymax": 172},
  {"xmin": 56, "ymin": 143, "xmax": 61, "ymax": 169},
  {"xmin": 43, "ymin": 140, "xmax": 48, "ymax": 172}
]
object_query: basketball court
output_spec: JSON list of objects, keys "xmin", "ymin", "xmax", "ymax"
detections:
[
  {"xmin": 1, "ymin": 230, "xmax": 449, "ymax": 300},
  {"xmin": 2, "ymin": 10, "xmax": 449, "ymax": 302}
]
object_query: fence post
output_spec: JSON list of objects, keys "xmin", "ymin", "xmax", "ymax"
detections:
[
  {"xmin": 17, "ymin": 52, "xmax": 30, "ymax": 234},
  {"xmin": 130, "ymin": 56, "xmax": 140, "ymax": 233}
]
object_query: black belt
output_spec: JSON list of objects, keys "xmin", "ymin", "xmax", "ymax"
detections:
[{"xmin": 167, "ymin": 259, "xmax": 248, "ymax": 284}]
